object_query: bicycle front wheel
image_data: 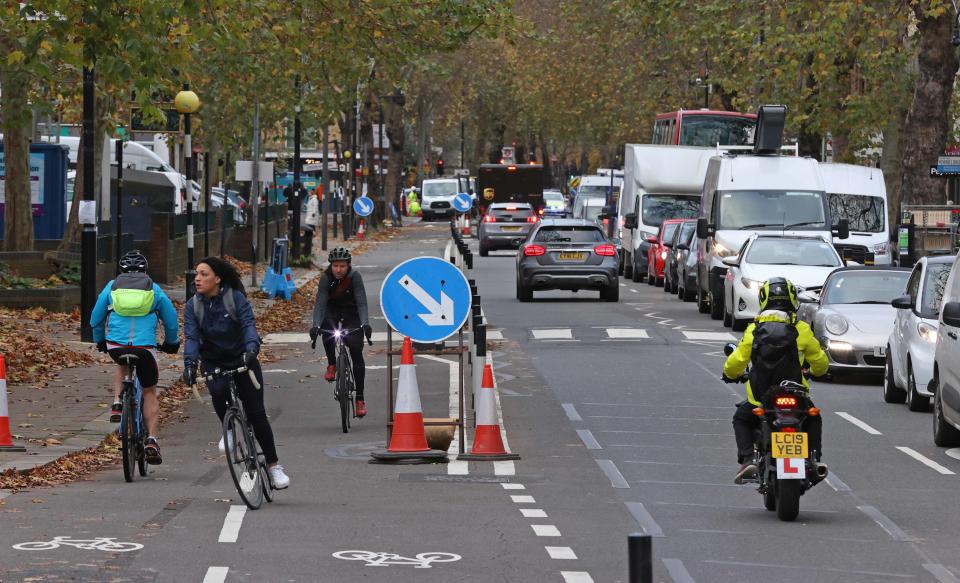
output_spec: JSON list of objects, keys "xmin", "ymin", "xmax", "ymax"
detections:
[
  {"xmin": 336, "ymin": 351, "xmax": 352, "ymax": 433},
  {"xmin": 223, "ymin": 410, "xmax": 263, "ymax": 510},
  {"xmin": 136, "ymin": 408, "xmax": 147, "ymax": 477},
  {"xmin": 120, "ymin": 391, "xmax": 137, "ymax": 483}
]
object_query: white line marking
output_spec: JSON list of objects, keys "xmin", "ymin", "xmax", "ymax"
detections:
[
  {"xmin": 704, "ymin": 559, "xmax": 913, "ymax": 579},
  {"xmin": 663, "ymin": 558, "xmax": 696, "ymax": 583},
  {"xmin": 626, "ymin": 502, "xmax": 664, "ymax": 537},
  {"xmin": 546, "ymin": 546, "xmax": 578, "ymax": 560},
  {"xmin": 531, "ymin": 524, "xmax": 562, "ymax": 537},
  {"xmin": 858, "ymin": 505, "xmax": 915, "ymax": 542},
  {"xmin": 501, "ymin": 483, "xmax": 526, "ymax": 490},
  {"xmin": 682, "ymin": 331, "xmax": 736, "ymax": 341},
  {"xmin": 896, "ymin": 446, "xmax": 955, "ymax": 475},
  {"xmin": 511, "ymin": 495, "xmax": 536, "ymax": 504},
  {"xmin": 561, "ymin": 572, "xmax": 595, "ymax": 583},
  {"xmin": 562, "ymin": 403, "xmax": 582, "ymax": 421},
  {"xmin": 946, "ymin": 448, "xmax": 960, "ymax": 461},
  {"xmin": 620, "ymin": 283, "xmax": 627, "ymax": 287},
  {"xmin": 596, "ymin": 459, "xmax": 630, "ymax": 488},
  {"xmin": 532, "ymin": 328, "xmax": 573, "ymax": 340},
  {"xmin": 924, "ymin": 564, "xmax": 960, "ymax": 583},
  {"xmin": 521, "ymin": 508, "xmax": 548, "ymax": 518},
  {"xmin": 202, "ymin": 567, "xmax": 229, "ymax": 583},
  {"xmin": 487, "ymin": 329, "xmax": 505, "ymax": 341},
  {"xmin": 824, "ymin": 471, "xmax": 852, "ymax": 492},
  {"xmin": 836, "ymin": 412, "xmax": 882, "ymax": 435},
  {"xmin": 218, "ymin": 505, "xmax": 246, "ymax": 543},
  {"xmin": 577, "ymin": 429, "xmax": 602, "ymax": 450},
  {"xmin": 606, "ymin": 328, "xmax": 650, "ymax": 339},
  {"xmin": 447, "ymin": 460, "xmax": 469, "ymax": 475},
  {"xmin": 494, "ymin": 461, "xmax": 516, "ymax": 476},
  {"xmin": 630, "ymin": 288, "xmax": 638, "ymax": 293}
]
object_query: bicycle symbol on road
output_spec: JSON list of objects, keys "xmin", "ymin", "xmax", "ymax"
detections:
[
  {"xmin": 333, "ymin": 550, "xmax": 461, "ymax": 568},
  {"xmin": 13, "ymin": 536, "xmax": 143, "ymax": 552}
]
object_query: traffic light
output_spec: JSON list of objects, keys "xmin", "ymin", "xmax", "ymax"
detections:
[{"xmin": 436, "ymin": 158, "xmax": 444, "ymax": 176}]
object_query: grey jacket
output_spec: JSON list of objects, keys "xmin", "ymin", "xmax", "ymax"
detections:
[{"xmin": 312, "ymin": 267, "xmax": 369, "ymax": 327}]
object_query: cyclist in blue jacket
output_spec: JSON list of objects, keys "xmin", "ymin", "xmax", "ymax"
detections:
[{"xmin": 91, "ymin": 250, "xmax": 179, "ymax": 465}]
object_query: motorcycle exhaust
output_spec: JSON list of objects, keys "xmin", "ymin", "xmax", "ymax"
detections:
[{"xmin": 815, "ymin": 463, "xmax": 829, "ymax": 479}]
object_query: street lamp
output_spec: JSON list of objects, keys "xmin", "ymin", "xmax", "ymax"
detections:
[{"xmin": 175, "ymin": 84, "xmax": 200, "ymax": 301}]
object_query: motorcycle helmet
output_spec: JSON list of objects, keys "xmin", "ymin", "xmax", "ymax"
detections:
[{"xmin": 758, "ymin": 276, "xmax": 799, "ymax": 312}]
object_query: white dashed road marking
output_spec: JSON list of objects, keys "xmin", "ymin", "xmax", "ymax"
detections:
[
  {"xmin": 682, "ymin": 331, "xmax": 736, "ymax": 341},
  {"xmin": 502, "ymin": 483, "xmax": 526, "ymax": 490},
  {"xmin": 923, "ymin": 563, "xmax": 960, "ymax": 583},
  {"xmin": 546, "ymin": 546, "xmax": 578, "ymax": 560},
  {"xmin": 896, "ymin": 447, "xmax": 955, "ymax": 475},
  {"xmin": 836, "ymin": 412, "xmax": 883, "ymax": 435},
  {"xmin": 858, "ymin": 505, "xmax": 915, "ymax": 542},
  {"xmin": 532, "ymin": 328, "xmax": 574, "ymax": 340},
  {"xmin": 521, "ymin": 508, "xmax": 548, "ymax": 518},
  {"xmin": 202, "ymin": 567, "xmax": 229, "ymax": 583},
  {"xmin": 487, "ymin": 329, "xmax": 505, "ymax": 340},
  {"xmin": 626, "ymin": 501, "xmax": 664, "ymax": 537},
  {"xmin": 605, "ymin": 328, "xmax": 650, "ymax": 339},
  {"xmin": 511, "ymin": 495, "xmax": 536, "ymax": 504},
  {"xmin": 577, "ymin": 429, "xmax": 602, "ymax": 450},
  {"xmin": 218, "ymin": 505, "xmax": 246, "ymax": 543},
  {"xmin": 596, "ymin": 459, "xmax": 630, "ymax": 488},
  {"xmin": 561, "ymin": 572, "xmax": 595, "ymax": 583},
  {"xmin": 562, "ymin": 403, "xmax": 583, "ymax": 421},
  {"xmin": 531, "ymin": 524, "xmax": 562, "ymax": 537},
  {"xmin": 494, "ymin": 461, "xmax": 516, "ymax": 476}
]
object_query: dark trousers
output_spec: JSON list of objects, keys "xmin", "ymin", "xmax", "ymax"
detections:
[
  {"xmin": 206, "ymin": 361, "xmax": 279, "ymax": 465},
  {"xmin": 320, "ymin": 317, "xmax": 366, "ymax": 399},
  {"xmin": 732, "ymin": 401, "xmax": 822, "ymax": 464}
]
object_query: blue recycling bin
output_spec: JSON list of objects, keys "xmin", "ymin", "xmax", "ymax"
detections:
[
  {"xmin": 261, "ymin": 236, "xmax": 297, "ymax": 300},
  {"xmin": 0, "ymin": 142, "xmax": 70, "ymax": 240}
]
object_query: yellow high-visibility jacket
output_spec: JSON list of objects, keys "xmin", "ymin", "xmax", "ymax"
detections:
[{"xmin": 723, "ymin": 310, "xmax": 829, "ymax": 406}]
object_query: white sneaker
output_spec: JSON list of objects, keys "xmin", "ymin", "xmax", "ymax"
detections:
[
  {"xmin": 218, "ymin": 430, "xmax": 234, "ymax": 454},
  {"xmin": 268, "ymin": 464, "xmax": 290, "ymax": 489}
]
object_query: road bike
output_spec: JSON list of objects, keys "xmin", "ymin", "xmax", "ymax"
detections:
[
  {"xmin": 199, "ymin": 362, "xmax": 273, "ymax": 510},
  {"xmin": 312, "ymin": 325, "xmax": 372, "ymax": 433},
  {"xmin": 116, "ymin": 353, "xmax": 148, "ymax": 482}
]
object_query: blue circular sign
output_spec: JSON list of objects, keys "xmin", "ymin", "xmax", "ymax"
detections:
[
  {"xmin": 380, "ymin": 257, "xmax": 472, "ymax": 343},
  {"xmin": 353, "ymin": 196, "xmax": 374, "ymax": 217},
  {"xmin": 452, "ymin": 192, "xmax": 473, "ymax": 213}
]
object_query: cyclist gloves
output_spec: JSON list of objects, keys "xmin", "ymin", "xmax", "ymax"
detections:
[
  {"xmin": 160, "ymin": 341, "xmax": 180, "ymax": 355},
  {"xmin": 309, "ymin": 326, "xmax": 321, "ymax": 342},
  {"xmin": 363, "ymin": 324, "xmax": 373, "ymax": 340},
  {"xmin": 242, "ymin": 350, "xmax": 258, "ymax": 368},
  {"xmin": 96, "ymin": 340, "xmax": 108, "ymax": 353},
  {"xmin": 182, "ymin": 364, "xmax": 197, "ymax": 386},
  {"xmin": 721, "ymin": 374, "xmax": 738, "ymax": 384}
]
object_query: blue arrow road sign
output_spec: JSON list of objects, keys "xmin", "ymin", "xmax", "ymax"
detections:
[
  {"xmin": 453, "ymin": 192, "xmax": 473, "ymax": 213},
  {"xmin": 380, "ymin": 257, "xmax": 472, "ymax": 343},
  {"xmin": 353, "ymin": 196, "xmax": 374, "ymax": 217}
]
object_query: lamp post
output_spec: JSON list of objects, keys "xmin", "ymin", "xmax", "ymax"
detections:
[
  {"xmin": 343, "ymin": 149, "xmax": 352, "ymax": 240},
  {"xmin": 175, "ymin": 84, "xmax": 200, "ymax": 301},
  {"xmin": 292, "ymin": 75, "xmax": 302, "ymax": 258}
]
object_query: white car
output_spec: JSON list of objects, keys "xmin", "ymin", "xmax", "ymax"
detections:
[
  {"xmin": 722, "ymin": 234, "xmax": 842, "ymax": 331},
  {"xmin": 886, "ymin": 255, "xmax": 954, "ymax": 411},
  {"xmin": 932, "ymin": 254, "xmax": 960, "ymax": 447}
]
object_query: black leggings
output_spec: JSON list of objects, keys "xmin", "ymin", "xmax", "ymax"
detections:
[
  {"xmin": 206, "ymin": 361, "xmax": 279, "ymax": 465},
  {"xmin": 320, "ymin": 318, "xmax": 366, "ymax": 399}
]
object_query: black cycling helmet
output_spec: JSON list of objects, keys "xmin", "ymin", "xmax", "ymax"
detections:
[
  {"xmin": 758, "ymin": 276, "xmax": 799, "ymax": 312},
  {"xmin": 328, "ymin": 247, "xmax": 352, "ymax": 263},
  {"xmin": 119, "ymin": 250, "xmax": 148, "ymax": 273}
]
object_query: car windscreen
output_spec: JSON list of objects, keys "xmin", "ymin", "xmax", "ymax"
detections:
[
  {"xmin": 920, "ymin": 262, "xmax": 952, "ymax": 315},
  {"xmin": 745, "ymin": 238, "xmax": 841, "ymax": 267},
  {"xmin": 822, "ymin": 271, "xmax": 910, "ymax": 305},
  {"xmin": 535, "ymin": 226, "xmax": 606, "ymax": 243},
  {"xmin": 641, "ymin": 195, "xmax": 699, "ymax": 228},
  {"xmin": 679, "ymin": 222, "xmax": 696, "ymax": 245},
  {"xmin": 661, "ymin": 222, "xmax": 679, "ymax": 243},
  {"xmin": 827, "ymin": 193, "xmax": 884, "ymax": 233},
  {"xmin": 422, "ymin": 182, "xmax": 458, "ymax": 197},
  {"xmin": 718, "ymin": 190, "xmax": 826, "ymax": 230}
]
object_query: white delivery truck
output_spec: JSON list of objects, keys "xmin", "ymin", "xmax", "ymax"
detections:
[
  {"xmin": 618, "ymin": 145, "xmax": 714, "ymax": 282},
  {"xmin": 695, "ymin": 105, "xmax": 850, "ymax": 320},
  {"xmin": 819, "ymin": 162, "xmax": 891, "ymax": 265}
]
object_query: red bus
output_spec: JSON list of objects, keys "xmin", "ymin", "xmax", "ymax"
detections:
[{"xmin": 652, "ymin": 109, "xmax": 756, "ymax": 147}]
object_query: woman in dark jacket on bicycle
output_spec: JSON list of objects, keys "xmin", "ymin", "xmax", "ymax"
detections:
[{"xmin": 183, "ymin": 256, "xmax": 290, "ymax": 489}]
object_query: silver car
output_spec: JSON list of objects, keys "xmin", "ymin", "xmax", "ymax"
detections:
[
  {"xmin": 798, "ymin": 266, "xmax": 910, "ymax": 373},
  {"xmin": 479, "ymin": 202, "xmax": 538, "ymax": 256}
]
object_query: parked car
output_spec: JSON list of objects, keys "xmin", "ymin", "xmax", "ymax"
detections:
[
  {"xmin": 725, "ymin": 235, "xmax": 842, "ymax": 331},
  {"xmin": 663, "ymin": 219, "xmax": 697, "ymax": 294},
  {"xmin": 515, "ymin": 218, "xmax": 619, "ymax": 302},
  {"xmin": 542, "ymin": 189, "xmax": 568, "ymax": 218},
  {"xmin": 886, "ymin": 255, "xmax": 953, "ymax": 410},
  {"xmin": 420, "ymin": 178, "xmax": 460, "ymax": 221},
  {"xmin": 646, "ymin": 218, "xmax": 684, "ymax": 287},
  {"xmin": 479, "ymin": 202, "xmax": 539, "ymax": 256},
  {"xmin": 799, "ymin": 266, "xmax": 910, "ymax": 373},
  {"xmin": 210, "ymin": 187, "xmax": 247, "ymax": 224},
  {"xmin": 932, "ymin": 254, "xmax": 960, "ymax": 446}
]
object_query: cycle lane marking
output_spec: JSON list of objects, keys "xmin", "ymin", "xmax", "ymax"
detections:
[
  {"xmin": 202, "ymin": 567, "xmax": 229, "ymax": 583},
  {"xmin": 836, "ymin": 412, "xmax": 882, "ymax": 435},
  {"xmin": 217, "ymin": 505, "xmax": 246, "ymax": 543}
]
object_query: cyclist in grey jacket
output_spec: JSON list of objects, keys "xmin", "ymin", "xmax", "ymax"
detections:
[{"xmin": 310, "ymin": 247, "xmax": 372, "ymax": 417}]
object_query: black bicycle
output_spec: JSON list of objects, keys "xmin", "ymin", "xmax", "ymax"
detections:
[
  {"xmin": 117, "ymin": 354, "xmax": 147, "ymax": 483},
  {"xmin": 312, "ymin": 326, "xmax": 372, "ymax": 433},
  {"xmin": 198, "ymin": 362, "xmax": 273, "ymax": 510}
]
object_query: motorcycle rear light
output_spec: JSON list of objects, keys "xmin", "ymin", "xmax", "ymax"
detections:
[
  {"xmin": 523, "ymin": 245, "xmax": 546, "ymax": 257},
  {"xmin": 808, "ymin": 407, "xmax": 821, "ymax": 416},
  {"xmin": 780, "ymin": 427, "xmax": 797, "ymax": 433},
  {"xmin": 594, "ymin": 244, "xmax": 617, "ymax": 257},
  {"xmin": 527, "ymin": 215, "xmax": 539, "ymax": 223},
  {"xmin": 483, "ymin": 215, "xmax": 496, "ymax": 223},
  {"xmin": 775, "ymin": 396, "xmax": 798, "ymax": 408}
]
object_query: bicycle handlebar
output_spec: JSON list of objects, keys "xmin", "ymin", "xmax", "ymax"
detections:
[
  {"xmin": 310, "ymin": 326, "xmax": 373, "ymax": 349},
  {"xmin": 192, "ymin": 364, "xmax": 261, "ymax": 391}
]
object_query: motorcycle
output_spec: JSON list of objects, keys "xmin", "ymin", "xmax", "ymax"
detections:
[{"xmin": 724, "ymin": 343, "xmax": 828, "ymax": 522}]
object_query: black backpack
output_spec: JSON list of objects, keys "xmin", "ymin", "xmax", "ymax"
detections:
[
  {"xmin": 748, "ymin": 320, "xmax": 803, "ymax": 402},
  {"xmin": 190, "ymin": 288, "xmax": 239, "ymax": 326}
]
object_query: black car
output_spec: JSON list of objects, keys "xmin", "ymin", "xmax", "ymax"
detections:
[{"xmin": 515, "ymin": 219, "xmax": 619, "ymax": 302}]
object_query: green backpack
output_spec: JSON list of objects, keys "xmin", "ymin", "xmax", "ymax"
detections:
[{"xmin": 110, "ymin": 273, "xmax": 156, "ymax": 317}]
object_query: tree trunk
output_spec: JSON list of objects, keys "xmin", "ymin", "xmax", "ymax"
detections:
[
  {"xmin": 899, "ymin": 5, "xmax": 959, "ymax": 207},
  {"xmin": 0, "ymin": 65, "xmax": 35, "ymax": 251},
  {"xmin": 384, "ymin": 97, "xmax": 406, "ymax": 214}
]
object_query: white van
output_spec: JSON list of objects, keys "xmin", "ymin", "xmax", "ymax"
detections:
[
  {"xmin": 820, "ymin": 163, "xmax": 891, "ymax": 265},
  {"xmin": 618, "ymin": 145, "xmax": 713, "ymax": 282}
]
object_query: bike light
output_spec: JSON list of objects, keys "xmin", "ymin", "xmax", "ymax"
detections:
[
  {"xmin": 808, "ymin": 407, "xmax": 821, "ymax": 416},
  {"xmin": 918, "ymin": 321, "xmax": 938, "ymax": 343},
  {"xmin": 775, "ymin": 396, "xmax": 798, "ymax": 408},
  {"xmin": 824, "ymin": 314, "xmax": 849, "ymax": 335},
  {"xmin": 780, "ymin": 426, "xmax": 798, "ymax": 433},
  {"xmin": 594, "ymin": 244, "xmax": 617, "ymax": 257},
  {"xmin": 752, "ymin": 407, "xmax": 765, "ymax": 417},
  {"xmin": 523, "ymin": 244, "xmax": 546, "ymax": 257},
  {"xmin": 483, "ymin": 215, "xmax": 496, "ymax": 223}
]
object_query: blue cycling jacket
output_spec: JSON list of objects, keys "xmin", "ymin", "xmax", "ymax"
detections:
[
  {"xmin": 90, "ymin": 280, "xmax": 179, "ymax": 347},
  {"xmin": 183, "ymin": 286, "xmax": 260, "ymax": 369}
]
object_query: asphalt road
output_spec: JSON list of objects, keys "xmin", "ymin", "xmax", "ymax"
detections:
[{"xmin": 1, "ymin": 223, "xmax": 959, "ymax": 583}]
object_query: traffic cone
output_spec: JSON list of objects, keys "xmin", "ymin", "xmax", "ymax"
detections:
[
  {"xmin": 0, "ymin": 353, "xmax": 26, "ymax": 452},
  {"xmin": 459, "ymin": 362, "xmax": 520, "ymax": 461},
  {"xmin": 462, "ymin": 215, "xmax": 471, "ymax": 237},
  {"xmin": 370, "ymin": 338, "xmax": 447, "ymax": 463},
  {"xmin": 356, "ymin": 219, "xmax": 366, "ymax": 241}
]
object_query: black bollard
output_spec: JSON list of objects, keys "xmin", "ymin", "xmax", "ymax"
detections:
[{"xmin": 628, "ymin": 534, "xmax": 652, "ymax": 583}]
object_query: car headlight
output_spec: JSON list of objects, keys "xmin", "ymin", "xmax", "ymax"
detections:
[
  {"xmin": 660, "ymin": 250, "xmax": 668, "ymax": 259},
  {"xmin": 824, "ymin": 314, "xmax": 849, "ymax": 336},
  {"xmin": 715, "ymin": 242, "xmax": 734, "ymax": 258},
  {"xmin": 640, "ymin": 230, "xmax": 656, "ymax": 241},
  {"xmin": 873, "ymin": 242, "xmax": 888, "ymax": 256},
  {"xmin": 918, "ymin": 321, "xmax": 938, "ymax": 343},
  {"xmin": 740, "ymin": 277, "xmax": 762, "ymax": 290}
]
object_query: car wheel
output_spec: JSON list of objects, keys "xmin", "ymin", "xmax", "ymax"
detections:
[
  {"xmin": 601, "ymin": 284, "xmax": 619, "ymax": 302},
  {"xmin": 517, "ymin": 280, "xmax": 533, "ymax": 302},
  {"xmin": 632, "ymin": 258, "xmax": 643, "ymax": 283},
  {"xmin": 906, "ymin": 360, "xmax": 931, "ymax": 412},
  {"xmin": 723, "ymin": 300, "xmax": 733, "ymax": 328},
  {"xmin": 479, "ymin": 244, "xmax": 489, "ymax": 257},
  {"xmin": 709, "ymin": 278, "xmax": 724, "ymax": 321},
  {"xmin": 883, "ymin": 350, "xmax": 907, "ymax": 404},
  {"xmin": 933, "ymin": 373, "xmax": 960, "ymax": 446},
  {"xmin": 624, "ymin": 255, "xmax": 634, "ymax": 279},
  {"xmin": 697, "ymin": 277, "xmax": 710, "ymax": 314},
  {"xmin": 647, "ymin": 268, "xmax": 655, "ymax": 286}
]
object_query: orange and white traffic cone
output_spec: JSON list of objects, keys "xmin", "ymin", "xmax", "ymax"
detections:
[
  {"xmin": 370, "ymin": 338, "xmax": 447, "ymax": 463},
  {"xmin": 0, "ymin": 353, "xmax": 26, "ymax": 452},
  {"xmin": 356, "ymin": 219, "xmax": 366, "ymax": 241},
  {"xmin": 462, "ymin": 214, "xmax": 471, "ymax": 237},
  {"xmin": 460, "ymin": 362, "xmax": 520, "ymax": 461}
]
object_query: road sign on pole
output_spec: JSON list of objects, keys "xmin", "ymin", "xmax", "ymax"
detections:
[
  {"xmin": 380, "ymin": 257, "xmax": 472, "ymax": 343},
  {"xmin": 452, "ymin": 193, "xmax": 473, "ymax": 214},
  {"xmin": 353, "ymin": 196, "xmax": 374, "ymax": 217}
]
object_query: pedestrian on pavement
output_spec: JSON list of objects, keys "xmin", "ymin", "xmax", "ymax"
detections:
[
  {"xmin": 182, "ymin": 256, "xmax": 290, "ymax": 489},
  {"xmin": 90, "ymin": 250, "xmax": 180, "ymax": 465},
  {"xmin": 303, "ymin": 188, "xmax": 320, "ymax": 256},
  {"xmin": 309, "ymin": 247, "xmax": 373, "ymax": 417}
]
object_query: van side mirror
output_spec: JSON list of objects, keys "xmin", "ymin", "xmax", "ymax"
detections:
[
  {"xmin": 891, "ymin": 295, "xmax": 912, "ymax": 310},
  {"xmin": 833, "ymin": 218, "xmax": 850, "ymax": 240},
  {"xmin": 624, "ymin": 212, "xmax": 638, "ymax": 230},
  {"xmin": 941, "ymin": 301, "xmax": 960, "ymax": 327},
  {"xmin": 697, "ymin": 217, "xmax": 714, "ymax": 239}
]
